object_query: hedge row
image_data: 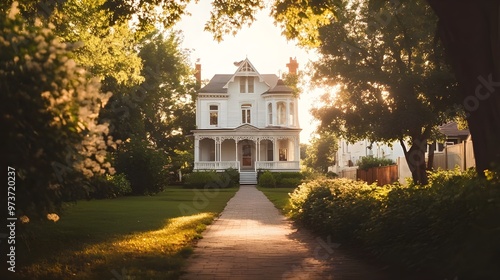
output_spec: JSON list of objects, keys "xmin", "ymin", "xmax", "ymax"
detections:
[
  {"xmin": 183, "ymin": 168, "xmax": 239, "ymax": 189},
  {"xmin": 288, "ymin": 169, "xmax": 500, "ymax": 279},
  {"xmin": 257, "ymin": 171, "xmax": 303, "ymax": 188}
]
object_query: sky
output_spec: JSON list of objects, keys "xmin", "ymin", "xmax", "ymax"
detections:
[{"xmin": 174, "ymin": 1, "xmax": 321, "ymax": 143}]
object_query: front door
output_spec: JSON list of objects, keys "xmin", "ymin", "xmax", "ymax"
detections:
[{"xmin": 242, "ymin": 144, "xmax": 252, "ymax": 167}]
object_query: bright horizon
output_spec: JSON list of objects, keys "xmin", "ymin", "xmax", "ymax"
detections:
[{"xmin": 174, "ymin": 1, "xmax": 321, "ymax": 144}]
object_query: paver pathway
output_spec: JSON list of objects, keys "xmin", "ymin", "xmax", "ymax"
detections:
[{"xmin": 181, "ymin": 185, "xmax": 390, "ymax": 280}]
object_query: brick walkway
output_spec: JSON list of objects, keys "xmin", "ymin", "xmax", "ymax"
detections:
[{"xmin": 181, "ymin": 185, "xmax": 389, "ymax": 280}]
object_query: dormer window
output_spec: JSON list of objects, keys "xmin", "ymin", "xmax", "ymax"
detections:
[
  {"xmin": 239, "ymin": 76, "xmax": 254, "ymax": 93},
  {"xmin": 248, "ymin": 77, "xmax": 254, "ymax": 93},
  {"xmin": 209, "ymin": 105, "xmax": 218, "ymax": 126}
]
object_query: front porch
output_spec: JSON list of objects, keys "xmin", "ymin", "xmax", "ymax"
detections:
[{"xmin": 193, "ymin": 135, "xmax": 300, "ymax": 172}]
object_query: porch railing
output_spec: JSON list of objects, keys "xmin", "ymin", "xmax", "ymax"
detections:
[
  {"xmin": 255, "ymin": 161, "xmax": 300, "ymax": 171},
  {"xmin": 194, "ymin": 161, "xmax": 240, "ymax": 171},
  {"xmin": 194, "ymin": 161, "xmax": 300, "ymax": 171}
]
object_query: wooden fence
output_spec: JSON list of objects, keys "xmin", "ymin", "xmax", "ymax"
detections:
[
  {"xmin": 433, "ymin": 140, "xmax": 475, "ymax": 170},
  {"xmin": 337, "ymin": 167, "xmax": 357, "ymax": 180},
  {"xmin": 357, "ymin": 165, "xmax": 398, "ymax": 186}
]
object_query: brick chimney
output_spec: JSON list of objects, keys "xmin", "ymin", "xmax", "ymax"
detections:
[
  {"xmin": 195, "ymin": 60, "xmax": 201, "ymax": 89},
  {"xmin": 286, "ymin": 57, "xmax": 298, "ymax": 75}
]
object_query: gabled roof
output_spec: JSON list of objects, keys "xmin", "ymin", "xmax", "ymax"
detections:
[
  {"xmin": 439, "ymin": 122, "xmax": 470, "ymax": 138},
  {"xmin": 199, "ymin": 73, "xmax": 294, "ymax": 94},
  {"xmin": 198, "ymin": 58, "xmax": 294, "ymax": 95},
  {"xmin": 199, "ymin": 74, "xmax": 232, "ymax": 93},
  {"xmin": 265, "ymin": 79, "xmax": 293, "ymax": 94},
  {"xmin": 223, "ymin": 58, "xmax": 269, "ymax": 89}
]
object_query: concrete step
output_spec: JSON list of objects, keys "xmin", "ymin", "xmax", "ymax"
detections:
[{"xmin": 240, "ymin": 172, "xmax": 257, "ymax": 185}]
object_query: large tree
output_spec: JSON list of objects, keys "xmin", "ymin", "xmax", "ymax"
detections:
[
  {"xmin": 304, "ymin": 131, "xmax": 338, "ymax": 173},
  {"xmin": 427, "ymin": 0, "xmax": 500, "ymax": 174},
  {"xmin": 1, "ymin": 4, "xmax": 116, "ymax": 218},
  {"xmin": 310, "ymin": 0, "xmax": 459, "ymax": 184},
  {"xmin": 99, "ymin": 31, "xmax": 197, "ymax": 191},
  {"xmin": 199, "ymin": 0, "xmax": 500, "ymax": 176}
]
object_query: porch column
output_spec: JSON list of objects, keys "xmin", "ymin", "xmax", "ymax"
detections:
[
  {"xmin": 294, "ymin": 136, "xmax": 300, "ymax": 161},
  {"xmin": 194, "ymin": 137, "xmax": 200, "ymax": 162},
  {"xmin": 213, "ymin": 138, "xmax": 219, "ymax": 161},
  {"xmin": 235, "ymin": 139, "xmax": 239, "ymax": 167},
  {"xmin": 273, "ymin": 137, "xmax": 279, "ymax": 163},
  {"xmin": 217, "ymin": 138, "xmax": 222, "ymax": 162},
  {"xmin": 257, "ymin": 139, "xmax": 260, "ymax": 161}
]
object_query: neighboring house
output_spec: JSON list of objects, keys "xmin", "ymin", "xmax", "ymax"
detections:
[
  {"xmin": 192, "ymin": 58, "xmax": 301, "ymax": 184},
  {"xmin": 330, "ymin": 139, "xmax": 405, "ymax": 174},
  {"xmin": 331, "ymin": 121, "xmax": 472, "ymax": 178},
  {"xmin": 429, "ymin": 121, "xmax": 470, "ymax": 153}
]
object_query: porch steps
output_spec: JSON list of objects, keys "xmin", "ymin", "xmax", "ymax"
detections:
[{"xmin": 240, "ymin": 171, "xmax": 257, "ymax": 185}]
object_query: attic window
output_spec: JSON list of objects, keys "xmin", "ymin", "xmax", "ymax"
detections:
[{"xmin": 240, "ymin": 77, "xmax": 254, "ymax": 93}]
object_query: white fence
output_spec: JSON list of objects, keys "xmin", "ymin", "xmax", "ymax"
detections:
[
  {"xmin": 255, "ymin": 161, "xmax": 300, "ymax": 171},
  {"xmin": 194, "ymin": 161, "xmax": 240, "ymax": 171},
  {"xmin": 398, "ymin": 140, "xmax": 475, "ymax": 184}
]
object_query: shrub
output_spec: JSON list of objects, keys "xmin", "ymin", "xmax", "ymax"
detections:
[
  {"xmin": 357, "ymin": 155, "xmax": 395, "ymax": 170},
  {"xmin": 274, "ymin": 172, "xmax": 303, "ymax": 188},
  {"xmin": 289, "ymin": 178, "xmax": 381, "ymax": 240},
  {"xmin": 258, "ymin": 171, "xmax": 276, "ymax": 188},
  {"xmin": 89, "ymin": 173, "xmax": 132, "ymax": 199},
  {"xmin": 288, "ymin": 168, "xmax": 500, "ymax": 278},
  {"xmin": 114, "ymin": 139, "xmax": 169, "ymax": 195},
  {"xmin": 223, "ymin": 168, "xmax": 240, "ymax": 188},
  {"xmin": 326, "ymin": 171, "xmax": 338, "ymax": 178},
  {"xmin": 184, "ymin": 169, "xmax": 238, "ymax": 189}
]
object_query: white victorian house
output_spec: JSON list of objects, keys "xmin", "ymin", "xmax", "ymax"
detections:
[{"xmin": 192, "ymin": 58, "xmax": 301, "ymax": 183}]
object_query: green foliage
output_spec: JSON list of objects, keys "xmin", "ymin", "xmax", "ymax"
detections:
[
  {"xmin": 184, "ymin": 168, "xmax": 239, "ymax": 189},
  {"xmin": 1, "ymin": 3, "xmax": 116, "ymax": 219},
  {"xmin": 258, "ymin": 171, "xmax": 276, "ymax": 188},
  {"xmin": 311, "ymin": 0, "xmax": 460, "ymax": 184},
  {"xmin": 303, "ymin": 131, "xmax": 337, "ymax": 173},
  {"xmin": 289, "ymin": 179, "xmax": 380, "ymax": 241},
  {"xmin": 88, "ymin": 173, "xmax": 132, "ymax": 199},
  {"xmin": 357, "ymin": 156, "xmax": 395, "ymax": 170},
  {"xmin": 114, "ymin": 138, "xmax": 169, "ymax": 195},
  {"xmin": 223, "ymin": 168, "xmax": 240, "ymax": 188},
  {"xmin": 288, "ymin": 169, "xmax": 500, "ymax": 278},
  {"xmin": 100, "ymin": 31, "xmax": 196, "ymax": 178},
  {"xmin": 326, "ymin": 171, "xmax": 338, "ymax": 178},
  {"xmin": 273, "ymin": 172, "xmax": 303, "ymax": 188}
]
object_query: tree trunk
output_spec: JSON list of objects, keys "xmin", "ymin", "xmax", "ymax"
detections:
[
  {"xmin": 400, "ymin": 139, "xmax": 429, "ymax": 185},
  {"xmin": 427, "ymin": 141, "xmax": 435, "ymax": 170},
  {"xmin": 428, "ymin": 0, "xmax": 500, "ymax": 175}
]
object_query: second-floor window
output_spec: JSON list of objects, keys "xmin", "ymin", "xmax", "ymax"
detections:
[
  {"xmin": 267, "ymin": 103, "xmax": 273, "ymax": 125},
  {"xmin": 277, "ymin": 102, "xmax": 286, "ymax": 125},
  {"xmin": 240, "ymin": 76, "xmax": 254, "ymax": 93},
  {"xmin": 241, "ymin": 104, "xmax": 251, "ymax": 124},
  {"xmin": 209, "ymin": 105, "xmax": 218, "ymax": 126}
]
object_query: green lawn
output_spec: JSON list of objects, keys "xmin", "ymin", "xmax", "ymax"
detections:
[
  {"xmin": 13, "ymin": 186, "xmax": 238, "ymax": 280},
  {"xmin": 257, "ymin": 187, "xmax": 296, "ymax": 214}
]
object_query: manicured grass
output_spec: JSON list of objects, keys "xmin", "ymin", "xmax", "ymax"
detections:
[
  {"xmin": 14, "ymin": 186, "xmax": 238, "ymax": 280},
  {"xmin": 257, "ymin": 187, "xmax": 296, "ymax": 214}
]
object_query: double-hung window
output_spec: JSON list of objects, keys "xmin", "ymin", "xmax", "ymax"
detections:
[
  {"xmin": 241, "ymin": 104, "xmax": 251, "ymax": 124},
  {"xmin": 209, "ymin": 105, "xmax": 218, "ymax": 126}
]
